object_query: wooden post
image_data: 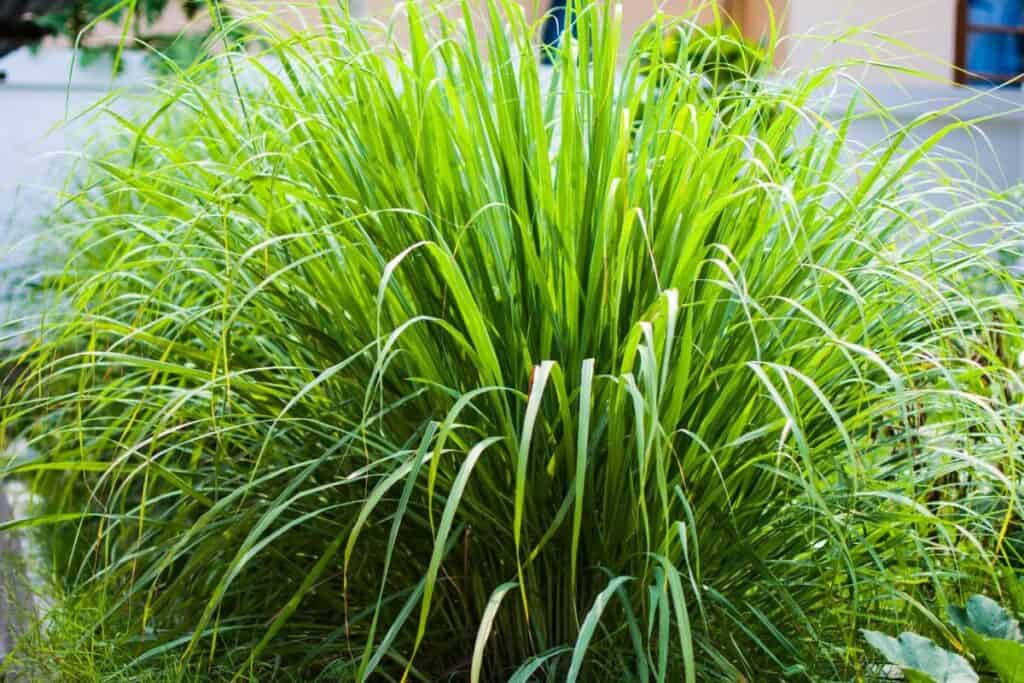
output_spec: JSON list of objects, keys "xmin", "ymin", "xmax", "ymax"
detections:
[
  {"xmin": 721, "ymin": 0, "xmax": 742, "ymax": 25},
  {"xmin": 954, "ymin": 0, "xmax": 968, "ymax": 84},
  {"xmin": 720, "ymin": 0, "xmax": 787, "ymax": 63},
  {"xmin": 722, "ymin": 0, "xmax": 778, "ymax": 39}
]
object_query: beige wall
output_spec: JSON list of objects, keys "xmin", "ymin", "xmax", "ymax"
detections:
[{"xmin": 783, "ymin": 0, "xmax": 957, "ymax": 82}]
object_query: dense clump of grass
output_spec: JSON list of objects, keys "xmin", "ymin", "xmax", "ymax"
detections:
[{"xmin": 2, "ymin": 1, "xmax": 1023, "ymax": 680}]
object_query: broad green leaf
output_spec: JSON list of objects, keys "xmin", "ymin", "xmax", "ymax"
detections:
[
  {"xmin": 961, "ymin": 630, "xmax": 1024, "ymax": 683},
  {"xmin": 949, "ymin": 595, "xmax": 1024, "ymax": 643},
  {"xmin": 949, "ymin": 595, "xmax": 1024, "ymax": 682},
  {"xmin": 863, "ymin": 630, "xmax": 978, "ymax": 683}
]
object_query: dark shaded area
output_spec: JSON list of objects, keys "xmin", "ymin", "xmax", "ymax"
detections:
[
  {"xmin": 541, "ymin": 0, "xmax": 573, "ymax": 65},
  {"xmin": 0, "ymin": 0, "xmax": 69, "ymax": 59}
]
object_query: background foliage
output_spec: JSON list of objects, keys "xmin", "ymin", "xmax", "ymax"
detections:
[{"xmin": 28, "ymin": 0, "xmax": 224, "ymax": 71}]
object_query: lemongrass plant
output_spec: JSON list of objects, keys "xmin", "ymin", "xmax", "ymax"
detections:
[{"xmin": 2, "ymin": 0, "xmax": 1023, "ymax": 680}]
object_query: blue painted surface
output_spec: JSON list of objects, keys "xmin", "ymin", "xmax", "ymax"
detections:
[{"xmin": 967, "ymin": 0, "xmax": 1023, "ymax": 84}]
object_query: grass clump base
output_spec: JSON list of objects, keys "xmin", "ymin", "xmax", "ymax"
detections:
[{"xmin": 3, "ymin": 1, "xmax": 1024, "ymax": 680}]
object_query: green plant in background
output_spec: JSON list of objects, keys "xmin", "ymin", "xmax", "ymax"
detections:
[
  {"xmin": 637, "ymin": 11, "xmax": 769, "ymax": 87},
  {"xmin": 863, "ymin": 630, "xmax": 978, "ymax": 683},
  {"xmin": 2, "ymin": 0, "xmax": 1023, "ymax": 680},
  {"xmin": 27, "ymin": 0, "xmax": 230, "ymax": 72},
  {"xmin": 31, "ymin": 0, "xmax": 204, "ymax": 37},
  {"xmin": 865, "ymin": 594, "xmax": 1024, "ymax": 682},
  {"xmin": 634, "ymin": 12, "xmax": 773, "ymax": 136}
]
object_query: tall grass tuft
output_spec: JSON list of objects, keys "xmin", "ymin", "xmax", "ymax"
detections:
[{"xmin": 2, "ymin": 1, "xmax": 1023, "ymax": 680}]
